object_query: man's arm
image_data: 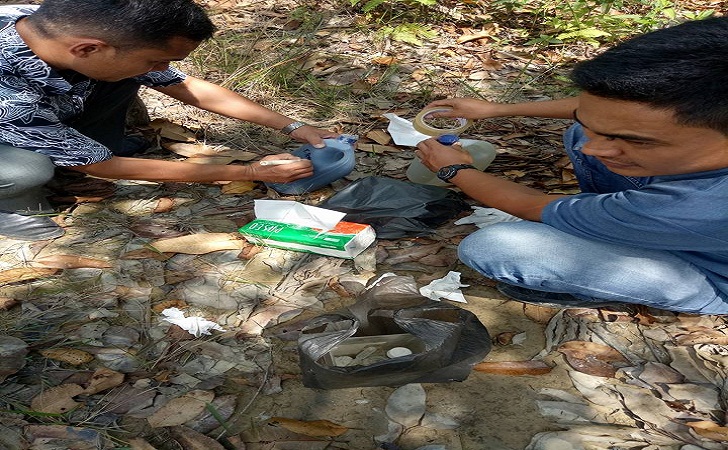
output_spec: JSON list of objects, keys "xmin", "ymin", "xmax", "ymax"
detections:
[
  {"xmin": 414, "ymin": 96, "xmax": 580, "ymax": 219},
  {"xmin": 70, "ymin": 154, "xmax": 313, "ymax": 183},
  {"xmin": 416, "ymin": 139, "xmax": 568, "ymax": 221},
  {"xmin": 153, "ymin": 76, "xmax": 336, "ymax": 145},
  {"xmin": 424, "ymin": 97, "xmax": 579, "ymax": 120}
]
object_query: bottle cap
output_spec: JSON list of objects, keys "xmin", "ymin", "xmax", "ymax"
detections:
[
  {"xmin": 436, "ymin": 134, "xmax": 460, "ymax": 145},
  {"xmin": 386, "ymin": 347, "xmax": 413, "ymax": 358}
]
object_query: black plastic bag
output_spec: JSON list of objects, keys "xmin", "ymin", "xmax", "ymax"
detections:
[
  {"xmin": 298, "ymin": 274, "xmax": 492, "ymax": 389},
  {"xmin": 319, "ymin": 176, "xmax": 470, "ymax": 238}
]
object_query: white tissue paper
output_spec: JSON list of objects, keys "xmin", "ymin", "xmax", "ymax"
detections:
[
  {"xmin": 161, "ymin": 307, "xmax": 225, "ymax": 337},
  {"xmin": 454, "ymin": 206, "xmax": 522, "ymax": 228},
  {"xmin": 419, "ymin": 271, "xmax": 469, "ymax": 303},
  {"xmin": 382, "ymin": 113, "xmax": 431, "ymax": 147}
]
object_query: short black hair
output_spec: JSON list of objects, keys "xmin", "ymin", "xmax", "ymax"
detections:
[
  {"xmin": 571, "ymin": 17, "xmax": 728, "ymax": 135},
  {"xmin": 26, "ymin": 0, "xmax": 216, "ymax": 49}
]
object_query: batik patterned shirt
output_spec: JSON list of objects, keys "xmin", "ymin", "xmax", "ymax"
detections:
[{"xmin": 0, "ymin": 5, "xmax": 187, "ymax": 166}]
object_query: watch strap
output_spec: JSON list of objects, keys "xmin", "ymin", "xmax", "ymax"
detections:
[
  {"xmin": 437, "ymin": 163, "xmax": 477, "ymax": 182},
  {"xmin": 281, "ymin": 121, "xmax": 307, "ymax": 135}
]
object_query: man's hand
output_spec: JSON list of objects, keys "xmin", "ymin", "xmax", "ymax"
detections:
[
  {"xmin": 416, "ymin": 138, "xmax": 473, "ymax": 172},
  {"xmin": 423, "ymin": 98, "xmax": 507, "ymax": 120},
  {"xmin": 289, "ymin": 125, "xmax": 337, "ymax": 148},
  {"xmin": 251, "ymin": 154, "xmax": 314, "ymax": 183}
]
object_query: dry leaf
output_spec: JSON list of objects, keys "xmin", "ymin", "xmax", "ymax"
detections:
[
  {"xmin": 169, "ymin": 426, "xmax": 226, "ymax": 450},
  {"xmin": 384, "ymin": 243, "xmax": 444, "ymax": 265},
  {"xmin": 385, "ymin": 383, "xmax": 426, "ymax": 428},
  {"xmin": 457, "ymin": 30, "xmax": 494, "ymax": 44},
  {"xmin": 372, "ymin": 56, "xmax": 398, "ymax": 65},
  {"xmin": 0, "ymin": 336, "xmax": 28, "ymax": 382},
  {"xmin": 83, "ymin": 368, "xmax": 125, "ymax": 395},
  {"xmin": 149, "ymin": 233, "xmax": 245, "ymax": 255},
  {"xmin": 147, "ymin": 390, "xmax": 215, "ymax": 428},
  {"xmin": 221, "ymin": 180, "xmax": 257, "ymax": 195},
  {"xmin": 31, "ymin": 255, "xmax": 112, "ymax": 269},
  {"xmin": 30, "ymin": 384, "xmax": 84, "ymax": 414},
  {"xmin": 268, "ymin": 417, "xmax": 349, "ymax": 438},
  {"xmin": 468, "ymin": 70, "xmax": 492, "ymax": 80},
  {"xmin": 154, "ymin": 198, "xmax": 176, "ymax": 213},
  {"xmin": 0, "ymin": 297, "xmax": 19, "ymax": 310},
  {"xmin": 162, "ymin": 142, "xmax": 256, "ymax": 159},
  {"xmin": 357, "ymin": 143, "xmax": 399, "ymax": 154},
  {"xmin": 152, "ymin": 299, "xmax": 188, "ymax": 313},
  {"xmin": 0, "ymin": 267, "xmax": 59, "ymax": 285},
  {"xmin": 685, "ymin": 420, "xmax": 728, "ymax": 441},
  {"xmin": 40, "ymin": 348, "xmax": 94, "ymax": 365},
  {"xmin": 150, "ymin": 119, "xmax": 197, "ymax": 142},
  {"xmin": 365, "ymin": 129, "xmax": 392, "ymax": 145},
  {"xmin": 522, "ymin": 303, "xmax": 559, "ymax": 323},
  {"xmin": 557, "ymin": 340, "xmax": 629, "ymax": 377},
  {"xmin": 128, "ymin": 438, "xmax": 158, "ymax": 450},
  {"xmin": 495, "ymin": 331, "xmax": 523, "ymax": 345},
  {"xmin": 473, "ymin": 360, "xmax": 553, "ymax": 375},
  {"xmin": 675, "ymin": 327, "xmax": 728, "ymax": 346},
  {"xmin": 121, "ymin": 248, "xmax": 173, "ymax": 260}
]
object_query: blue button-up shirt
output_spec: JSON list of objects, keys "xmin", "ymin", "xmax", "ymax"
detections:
[{"xmin": 0, "ymin": 5, "xmax": 187, "ymax": 166}]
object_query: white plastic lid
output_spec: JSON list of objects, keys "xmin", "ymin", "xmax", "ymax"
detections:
[{"xmin": 386, "ymin": 347, "xmax": 413, "ymax": 358}]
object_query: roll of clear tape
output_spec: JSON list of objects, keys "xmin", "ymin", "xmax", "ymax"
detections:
[{"xmin": 412, "ymin": 107, "xmax": 473, "ymax": 136}]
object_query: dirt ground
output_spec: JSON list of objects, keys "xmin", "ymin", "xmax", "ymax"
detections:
[{"xmin": 238, "ymin": 287, "xmax": 574, "ymax": 450}]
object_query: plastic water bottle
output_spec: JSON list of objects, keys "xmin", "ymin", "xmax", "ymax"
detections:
[
  {"xmin": 406, "ymin": 134, "xmax": 496, "ymax": 186},
  {"xmin": 266, "ymin": 134, "xmax": 358, "ymax": 195}
]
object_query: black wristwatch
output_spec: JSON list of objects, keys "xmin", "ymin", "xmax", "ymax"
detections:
[{"xmin": 437, "ymin": 164, "xmax": 477, "ymax": 182}]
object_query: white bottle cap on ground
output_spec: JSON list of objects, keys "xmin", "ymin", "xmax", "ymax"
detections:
[{"xmin": 386, "ymin": 347, "xmax": 413, "ymax": 358}]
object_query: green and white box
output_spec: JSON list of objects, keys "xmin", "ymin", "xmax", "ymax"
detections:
[{"xmin": 239, "ymin": 200, "xmax": 375, "ymax": 259}]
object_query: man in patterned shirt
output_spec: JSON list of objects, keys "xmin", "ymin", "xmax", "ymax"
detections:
[{"xmin": 0, "ymin": 0, "xmax": 334, "ymax": 240}]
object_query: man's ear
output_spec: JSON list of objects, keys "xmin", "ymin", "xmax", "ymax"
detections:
[{"xmin": 68, "ymin": 40, "xmax": 110, "ymax": 58}]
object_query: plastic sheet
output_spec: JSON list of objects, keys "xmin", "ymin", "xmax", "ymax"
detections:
[
  {"xmin": 320, "ymin": 176, "xmax": 470, "ymax": 238},
  {"xmin": 298, "ymin": 274, "xmax": 492, "ymax": 389}
]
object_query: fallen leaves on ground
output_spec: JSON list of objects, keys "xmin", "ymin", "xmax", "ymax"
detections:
[
  {"xmin": 39, "ymin": 348, "xmax": 95, "ymax": 366},
  {"xmin": 0, "ymin": 267, "xmax": 59, "ymax": 285},
  {"xmin": 30, "ymin": 254, "xmax": 112, "ymax": 269},
  {"xmin": 148, "ymin": 233, "xmax": 246, "ymax": 254},
  {"xmin": 473, "ymin": 360, "xmax": 553, "ymax": 375},
  {"xmin": 267, "ymin": 417, "xmax": 350, "ymax": 438},
  {"xmin": 30, "ymin": 384, "xmax": 84, "ymax": 414},
  {"xmin": 557, "ymin": 340, "xmax": 630, "ymax": 377},
  {"xmin": 147, "ymin": 390, "xmax": 215, "ymax": 428}
]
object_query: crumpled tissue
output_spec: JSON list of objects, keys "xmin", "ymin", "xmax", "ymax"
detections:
[
  {"xmin": 254, "ymin": 199, "xmax": 344, "ymax": 231},
  {"xmin": 419, "ymin": 271, "xmax": 469, "ymax": 303},
  {"xmin": 161, "ymin": 307, "xmax": 225, "ymax": 337},
  {"xmin": 382, "ymin": 113, "xmax": 431, "ymax": 147},
  {"xmin": 454, "ymin": 206, "xmax": 522, "ymax": 228}
]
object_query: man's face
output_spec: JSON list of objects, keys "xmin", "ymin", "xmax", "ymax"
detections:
[
  {"xmin": 76, "ymin": 36, "xmax": 200, "ymax": 81},
  {"xmin": 574, "ymin": 93, "xmax": 728, "ymax": 177}
]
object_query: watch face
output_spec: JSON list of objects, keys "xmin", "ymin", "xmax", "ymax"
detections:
[
  {"xmin": 437, "ymin": 166, "xmax": 456, "ymax": 181},
  {"xmin": 437, "ymin": 164, "xmax": 475, "ymax": 182}
]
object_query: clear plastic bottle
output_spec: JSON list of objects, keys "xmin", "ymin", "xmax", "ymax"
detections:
[
  {"xmin": 266, "ymin": 134, "xmax": 358, "ymax": 195},
  {"xmin": 406, "ymin": 135, "xmax": 496, "ymax": 186}
]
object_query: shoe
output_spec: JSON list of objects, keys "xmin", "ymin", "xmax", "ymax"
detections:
[
  {"xmin": 112, "ymin": 135, "xmax": 151, "ymax": 157},
  {"xmin": 0, "ymin": 211, "xmax": 64, "ymax": 241},
  {"xmin": 496, "ymin": 282, "xmax": 621, "ymax": 309}
]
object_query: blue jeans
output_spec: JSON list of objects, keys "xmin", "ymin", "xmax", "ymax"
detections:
[{"xmin": 458, "ymin": 124, "xmax": 728, "ymax": 314}]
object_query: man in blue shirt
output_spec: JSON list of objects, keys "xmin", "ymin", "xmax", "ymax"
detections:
[
  {"xmin": 0, "ymin": 1, "xmax": 333, "ymax": 241},
  {"xmin": 415, "ymin": 18, "xmax": 728, "ymax": 314}
]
